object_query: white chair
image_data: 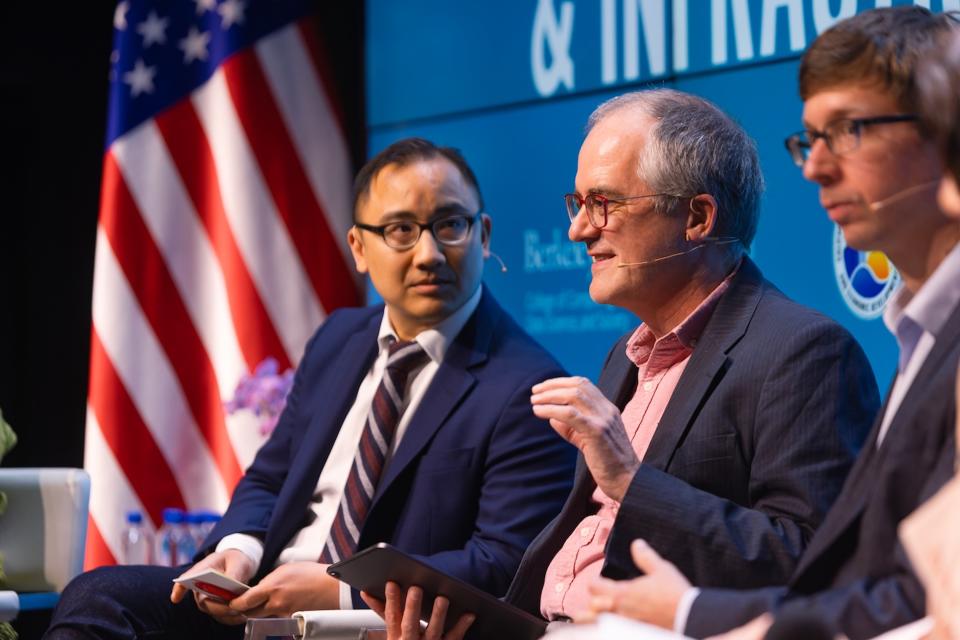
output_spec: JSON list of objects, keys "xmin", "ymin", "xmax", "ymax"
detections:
[
  {"xmin": 0, "ymin": 468, "xmax": 91, "ymax": 622},
  {"xmin": 243, "ymin": 609, "xmax": 386, "ymax": 639}
]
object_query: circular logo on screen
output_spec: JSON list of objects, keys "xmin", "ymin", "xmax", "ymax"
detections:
[{"xmin": 833, "ymin": 225, "xmax": 900, "ymax": 319}]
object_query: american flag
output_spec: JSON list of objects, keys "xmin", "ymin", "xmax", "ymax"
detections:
[{"xmin": 85, "ymin": 0, "xmax": 360, "ymax": 568}]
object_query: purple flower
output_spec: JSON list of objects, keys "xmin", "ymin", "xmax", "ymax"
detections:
[{"xmin": 224, "ymin": 357, "xmax": 295, "ymax": 437}]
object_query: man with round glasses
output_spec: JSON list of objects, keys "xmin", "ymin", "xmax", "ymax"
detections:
[
  {"xmin": 536, "ymin": 7, "xmax": 960, "ymax": 640},
  {"xmin": 369, "ymin": 90, "xmax": 878, "ymax": 639},
  {"xmin": 45, "ymin": 137, "xmax": 576, "ymax": 639}
]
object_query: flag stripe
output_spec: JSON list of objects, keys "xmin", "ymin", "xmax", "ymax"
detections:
[
  {"xmin": 257, "ymin": 23, "xmax": 355, "ymax": 268},
  {"xmin": 295, "ymin": 19, "xmax": 348, "ymax": 137},
  {"xmin": 84, "ymin": 405, "xmax": 157, "ymax": 566},
  {"xmin": 99, "ymin": 153, "xmax": 244, "ymax": 490},
  {"xmin": 191, "ymin": 70, "xmax": 326, "ymax": 362},
  {"xmin": 88, "ymin": 7, "xmax": 357, "ymax": 570},
  {"xmin": 83, "ymin": 517, "xmax": 116, "ymax": 569},
  {"xmin": 111, "ymin": 128, "xmax": 247, "ymax": 399},
  {"xmin": 91, "ymin": 221, "xmax": 230, "ymax": 512},
  {"xmin": 88, "ymin": 330, "xmax": 186, "ymax": 525},
  {"xmin": 155, "ymin": 100, "xmax": 293, "ymax": 372},
  {"xmin": 222, "ymin": 45, "xmax": 358, "ymax": 313}
]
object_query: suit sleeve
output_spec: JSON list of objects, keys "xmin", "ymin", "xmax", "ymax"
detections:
[
  {"xmin": 685, "ymin": 438, "xmax": 955, "ymax": 639},
  {"xmin": 603, "ymin": 320, "xmax": 879, "ymax": 587},
  {"xmin": 199, "ymin": 324, "xmax": 327, "ymax": 554},
  {"xmin": 350, "ymin": 366, "xmax": 577, "ymax": 606}
]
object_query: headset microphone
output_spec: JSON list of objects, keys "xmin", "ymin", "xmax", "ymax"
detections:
[
  {"xmin": 867, "ymin": 179, "xmax": 940, "ymax": 212},
  {"xmin": 484, "ymin": 250, "xmax": 508, "ymax": 273},
  {"xmin": 616, "ymin": 238, "xmax": 739, "ymax": 268}
]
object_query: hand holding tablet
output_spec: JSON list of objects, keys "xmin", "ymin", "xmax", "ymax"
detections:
[{"xmin": 328, "ymin": 543, "xmax": 547, "ymax": 640}]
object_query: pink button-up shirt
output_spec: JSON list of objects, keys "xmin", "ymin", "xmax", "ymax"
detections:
[{"xmin": 540, "ymin": 271, "xmax": 736, "ymax": 620}]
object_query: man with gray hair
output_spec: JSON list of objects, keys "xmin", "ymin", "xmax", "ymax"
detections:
[{"xmin": 364, "ymin": 88, "xmax": 879, "ymax": 638}]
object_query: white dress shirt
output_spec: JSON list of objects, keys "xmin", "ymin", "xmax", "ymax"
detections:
[
  {"xmin": 216, "ymin": 287, "xmax": 483, "ymax": 608},
  {"xmin": 877, "ymin": 242, "xmax": 960, "ymax": 446}
]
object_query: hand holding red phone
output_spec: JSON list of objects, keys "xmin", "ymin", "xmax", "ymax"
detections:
[{"xmin": 171, "ymin": 549, "xmax": 256, "ymax": 626}]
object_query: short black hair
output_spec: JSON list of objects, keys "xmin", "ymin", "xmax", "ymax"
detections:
[{"xmin": 352, "ymin": 137, "xmax": 484, "ymax": 220}]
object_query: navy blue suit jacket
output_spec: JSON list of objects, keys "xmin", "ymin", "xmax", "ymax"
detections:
[
  {"xmin": 204, "ymin": 289, "xmax": 576, "ymax": 604},
  {"xmin": 686, "ymin": 300, "xmax": 960, "ymax": 640},
  {"xmin": 505, "ymin": 258, "xmax": 879, "ymax": 616}
]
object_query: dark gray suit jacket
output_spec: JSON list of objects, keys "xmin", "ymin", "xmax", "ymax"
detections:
[
  {"xmin": 505, "ymin": 258, "xmax": 879, "ymax": 616},
  {"xmin": 685, "ymin": 300, "xmax": 960, "ymax": 640}
]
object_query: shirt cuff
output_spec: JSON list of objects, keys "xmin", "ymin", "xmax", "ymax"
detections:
[
  {"xmin": 339, "ymin": 580, "xmax": 354, "ymax": 610},
  {"xmin": 215, "ymin": 533, "xmax": 265, "ymax": 570},
  {"xmin": 674, "ymin": 587, "xmax": 700, "ymax": 635}
]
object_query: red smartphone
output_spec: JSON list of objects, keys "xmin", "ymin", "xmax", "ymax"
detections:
[{"xmin": 173, "ymin": 569, "xmax": 250, "ymax": 603}]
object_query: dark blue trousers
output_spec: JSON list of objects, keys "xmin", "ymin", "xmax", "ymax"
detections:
[{"xmin": 44, "ymin": 565, "xmax": 245, "ymax": 640}]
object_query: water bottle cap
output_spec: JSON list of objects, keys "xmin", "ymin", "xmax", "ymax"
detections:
[
  {"xmin": 186, "ymin": 512, "xmax": 204, "ymax": 524},
  {"xmin": 196, "ymin": 510, "xmax": 222, "ymax": 523},
  {"xmin": 125, "ymin": 510, "xmax": 143, "ymax": 524},
  {"xmin": 162, "ymin": 507, "xmax": 185, "ymax": 523}
]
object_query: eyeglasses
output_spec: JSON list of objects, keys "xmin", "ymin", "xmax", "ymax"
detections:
[
  {"xmin": 564, "ymin": 192, "xmax": 684, "ymax": 229},
  {"xmin": 784, "ymin": 114, "xmax": 918, "ymax": 167},
  {"xmin": 354, "ymin": 213, "xmax": 481, "ymax": 251}
]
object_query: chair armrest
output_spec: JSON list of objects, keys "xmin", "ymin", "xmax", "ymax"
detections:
[
  {"xmin": 295, "ymin": 609, "xmax": 385, "ymax": 638},
  {"xmin": 243, "ymin": 617, "xmax": 303, "ymax": 639},
  {"xmin": 0, "ymin": 591, "xmax": 18, "ymax": 623},
  {"xmin": 0, "ymin": 468, "xmax": 91, "ymax": 592},
  {"xmin": 243, "ymin": 610, "xmax": 388, "ymax": 640}
]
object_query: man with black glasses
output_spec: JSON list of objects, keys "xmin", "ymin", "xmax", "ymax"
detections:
[
  {"xmin": 368, "ymin": 89, "xmax": 879, "ymax": 639},
  {"xmin": 45, "ymin": 137, "xmax": 576, "ymax": 640},
  {"xmin": 550, "ymin": 8, "xmax": 960, "ymax": 640}
]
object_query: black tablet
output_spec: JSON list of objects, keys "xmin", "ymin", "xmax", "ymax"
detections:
[{"xmin": 328, "ymin": 543, "xmax": 547, "ymax": 640}]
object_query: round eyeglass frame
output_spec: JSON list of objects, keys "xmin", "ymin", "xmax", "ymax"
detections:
[
  {"xmin": 783, "ymin": 114, "xmax": 918, "ymax": 167},
  {"xmin": 564, "ymin": 192, "xmax": 686, "ymax": 229},
  {"xmin": 354, "ymin": 213, "xmax": 482, "ymax": 251}
]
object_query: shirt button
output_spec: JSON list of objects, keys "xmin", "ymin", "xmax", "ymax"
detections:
[
  {"xmin": 580, "ymin": 527, "xmax": 591, "ymax": 538},
  {"xmin": 643, "ymin": 381, "xmax": 654, "ymax": 391},
  {"xmin": 555, "ymin": 583, "xmax": 566, "ymax": 593}
]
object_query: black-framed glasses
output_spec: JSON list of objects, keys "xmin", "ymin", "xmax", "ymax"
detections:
[
  {"xmin": 784, "ymin": 114, "xmax": 919, "ymax": 167},
  {"xmin": 564, "ymin": 192, "xmax": 684, "ymax": 229},
  {"xmin": 354, "ymin": 213, "xmax": 482, "ymax": 251}
]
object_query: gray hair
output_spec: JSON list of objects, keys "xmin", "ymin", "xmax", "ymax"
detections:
[{"xmin": 586, "ymin": 89, "xmax": 764, "ymax": 251}]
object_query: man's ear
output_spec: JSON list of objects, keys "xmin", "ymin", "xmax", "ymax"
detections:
[
  {"xmin": 347, "ymin": 227, "xmax": 369, "ymax": 274},
  {"xmin": 938, "ymin": 173, "xmax": 960, "ymax": 219},
  {"xmin": 685, "ymin": 194, "xmax": 719, "ymax": 242},
  {"xmin": 480, "ymin": 213, "xmax": 492, "ymax": 255}
]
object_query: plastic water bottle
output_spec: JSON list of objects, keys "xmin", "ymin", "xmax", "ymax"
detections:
[
  {"xmin": 120, "ymin": 511, "xmax": 152, "ymax": 565},
  {"xmin": 198, "ymin": 510, "xmax": 221, "ymax": 542},
  {"xmin": 188, "ymin": 510, "xmax": 221, "ymax": 549},
  {"xmin": 154, "ymin": 508, "xmax": 187, "ymax": 567},
  {"xmin": 178, "ymin": 511, "xmax": 202, "ymax": 563}
]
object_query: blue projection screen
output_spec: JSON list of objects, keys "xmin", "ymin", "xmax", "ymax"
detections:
[{"xmin": 365, "ymin": 0, "xmax": 954, "ymax": 384}]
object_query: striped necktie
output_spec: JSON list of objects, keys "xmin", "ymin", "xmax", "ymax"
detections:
[{"xmin": 320, "ymin": 339, "xmax": 428, "ymax": 563}]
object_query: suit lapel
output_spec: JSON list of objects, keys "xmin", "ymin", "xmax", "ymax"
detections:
[
  {"xmin": 791, "ymin": 300, "xmax": 960, "ymax": 582},
  {"xmin": 789, "ymin": 405, "xmax": 886, "ymax": 578},
  {"xmin": 265, "ymin": 313, "xmax": 380, "ymax": 563},
  {"xmin": 881, "ymin": 302, "xmax": 960, "ymax": 439},
  {"xmin": 815, "ymin": 375, "xmax": 895, "ymax": 516},
  {"xmin": 643, "ymin": 259, "xmax": 764, "ymax": 469},
  {"xmin": 370, "ymin": 292, "xmax": 496, "ymax": 505},
  {"xmin": 597, "ymin": 335, "xmax": 639, "ymax": 410}
]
